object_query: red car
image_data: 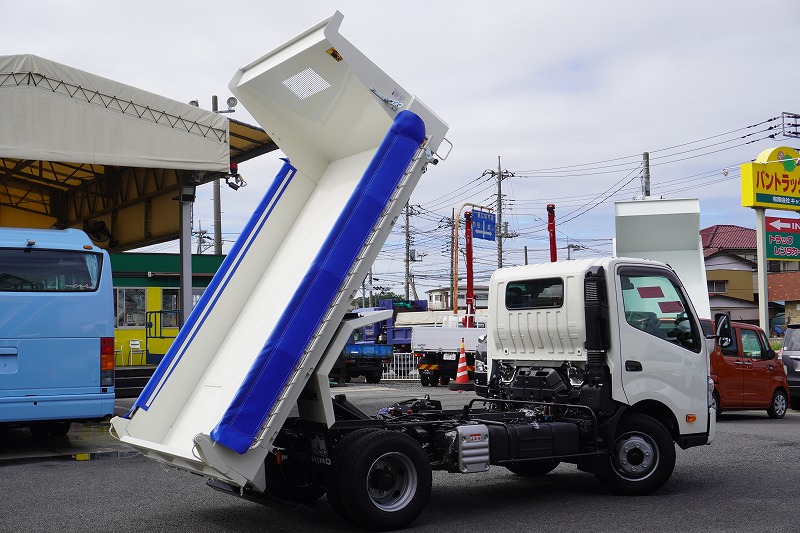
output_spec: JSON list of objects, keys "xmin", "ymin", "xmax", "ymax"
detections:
[{"xmin": 702, "ymin": 320, "xmax": 790, "ymax": 418}]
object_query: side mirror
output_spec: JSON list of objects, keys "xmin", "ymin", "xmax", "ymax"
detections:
[
  {"xmin": 714, "ymin": 313, "xmax": 732, "ymax": 348},
  {"xmin": 765, "ymin": 349, "xmax": 776, "ymax": 360}
]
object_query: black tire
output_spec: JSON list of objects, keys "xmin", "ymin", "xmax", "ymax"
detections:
[
  {"xmin": 50, "ymin": 422, "xmax": 71, "ymax": 436},
  {"xmin": 329, "ymin": 430, "xmax": 432, "ymax": 531},
  {"xmin": 29, "ymin": 423, "xmax": 50, "ymax": 438},
  {"xmin": 419, "ymin": 373, "xmax": 430, "ymax": 387},
  {"xmin": 264, "ymin": 451, "xmax": 326, "ymax": 503},
  {"xmin": 326, "ymin": 429, "xmax": 378, "ymax": 523},
  {"xmin": 596, "ymin": 412, "xmax": 675, "ymax": 495},
  {"xmin": 366, "ymin": 372, "xmax": 382, "ymax": 384},
  {"xmin": 439, "ymin": 376, "xmax": 451, "ymax": 386},
  {"xmin": 767, "ymin": 390, "xmax": 788, "ymax": 419},
  {"xmin": 430, "ymin": 372, "xmax": 440, "ymax": 387},
  {"xmin": 506, "ymin": 459, "xmax": 560, "ymax": 477}
]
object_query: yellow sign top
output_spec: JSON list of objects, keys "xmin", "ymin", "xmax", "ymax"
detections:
[{"xmin": 741, "ymin": 146, "xmax": 800, "ymax": 211}]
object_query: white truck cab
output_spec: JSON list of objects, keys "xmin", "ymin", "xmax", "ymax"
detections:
[{"xmin": 478, "ymin": 257, "xmax": 715, "ymax": 487}]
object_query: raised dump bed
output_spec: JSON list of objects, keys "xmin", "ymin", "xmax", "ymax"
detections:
[{"xmin": 110, "ymin": 12, "xmax": 448, "ymax": 490}]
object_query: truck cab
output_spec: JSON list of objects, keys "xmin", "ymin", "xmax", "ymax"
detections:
[{"xmin": 480, "ymin": 257, "xmax": 714, "ymax": 469}]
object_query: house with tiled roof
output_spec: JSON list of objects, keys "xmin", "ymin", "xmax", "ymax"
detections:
[{"xmin": 700, "ymin": 224, "xmax": 799, "ymax": 328}]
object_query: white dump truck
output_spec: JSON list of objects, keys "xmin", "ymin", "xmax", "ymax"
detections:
[{"xmin": 111, "ymin": 12, "xmax": 719, "ymax": 531}]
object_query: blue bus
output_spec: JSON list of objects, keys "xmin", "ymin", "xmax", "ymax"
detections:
[{"xmin": 0, "ymin": 228, "xmax": 115, "ymax": 436}]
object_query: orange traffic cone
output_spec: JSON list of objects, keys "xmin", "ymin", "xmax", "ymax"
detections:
[{"xmin": 448, "ymin": 337, "xmax": 474, "ymax": 391}]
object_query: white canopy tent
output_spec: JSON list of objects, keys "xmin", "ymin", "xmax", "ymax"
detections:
[{"xmin": 0, "ymin": 54, "xmax": 229, "ymax": 170}]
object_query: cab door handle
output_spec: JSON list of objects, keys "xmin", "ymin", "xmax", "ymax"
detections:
[{"xmin": 625, "ymin": 360, "xmax": 642, "ymax": 372}]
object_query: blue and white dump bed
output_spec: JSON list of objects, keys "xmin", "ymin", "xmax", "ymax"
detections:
[{"xmin": 110, "ymin": 12, "xmax": 447, "ymax": 490}]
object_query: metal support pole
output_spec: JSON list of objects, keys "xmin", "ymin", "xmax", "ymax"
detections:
[
  {"xmin": 465, "ymin": 212, "xmax": 474, "ymax": 328},
  {"xmin": 212, "ymin": 95, "xmax": 223, "ymax": 255},
  {"xmin": 643, "ymin": 152, "xmax": 651, "ymax": 197},
  {"xmin": 179, "ymin": 198, "xmax": 193, "ymax": 327},
  {"xmin": 453, "ymin": 202, "xmax": 493, "ymax": 314},
  {"xmin": 755, "ymin": 207, "xmax": 769, "ymax": 331},
  {"xmin": 547, "ymin": 204, "xmax": 557, "ymax": 262}
]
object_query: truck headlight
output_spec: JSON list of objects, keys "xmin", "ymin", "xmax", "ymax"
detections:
[{"xmin": 475, "ymin": 358, "xmax": 487, "ymax": 373}]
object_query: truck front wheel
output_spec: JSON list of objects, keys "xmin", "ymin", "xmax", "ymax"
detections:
[
  {"xmin": 328, "ymin": 430, "xmax": 432, "ymax": 530},
  {"xmin": 597, "ymin": 412, "xmax": 675, "ymax": 495}
]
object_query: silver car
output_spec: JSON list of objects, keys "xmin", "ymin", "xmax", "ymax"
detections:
[{"xmin": 780, "ymin": 324, "xmax": 800, "ymax": 410}]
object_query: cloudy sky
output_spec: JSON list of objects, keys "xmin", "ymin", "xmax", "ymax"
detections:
[{"xmin": 7, "ymin": 1, "xmax": 800, "ymax": 295}]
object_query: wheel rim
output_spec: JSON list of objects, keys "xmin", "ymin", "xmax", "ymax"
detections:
[
  {"xmin": 774, "ymin": 393, "xmax": 787, "ymax": 416},
  {"xmin": 366, "ymin": 452, "xmax": 417, "ymax": 512},
  {"xmin": 612, "ymin": 431, "xmax": 659, "ymax": 480}
]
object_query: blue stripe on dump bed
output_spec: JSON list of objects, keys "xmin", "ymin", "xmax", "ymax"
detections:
[
  {"xmin": 210, "ymin": 110, "xmax": 426, "ymax": 454},
  {"xmin": 129, "ymin": 159, "xmax": 297, "ymax": 416}
]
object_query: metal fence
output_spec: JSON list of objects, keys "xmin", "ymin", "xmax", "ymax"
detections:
[{"xmin": 381, "ymin": 352, "xmax": 418, "ymax": 381}]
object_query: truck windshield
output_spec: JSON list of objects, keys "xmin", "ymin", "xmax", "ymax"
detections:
[{"xmin": 0, "ymin": 248, "xmax": 102, "ymax": 292}]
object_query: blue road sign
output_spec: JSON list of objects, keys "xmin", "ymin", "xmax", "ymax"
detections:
[{"xmin": 472, "ymin": 210, "xmax": 496, "ymax": 241}]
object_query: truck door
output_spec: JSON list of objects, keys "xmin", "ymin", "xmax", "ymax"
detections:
[
  {"xmin": 615, "ymin": 266, "xmax": 707, "ymax": 419},
  {"xmin": 740, "ymin": 328, "xmax": 774, "ymax": 407}
]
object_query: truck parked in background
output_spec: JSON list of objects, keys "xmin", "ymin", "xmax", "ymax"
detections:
[
  {"xmin": 329, "ymin": 300, "xmax": 426, "ymax": 383},
  {"xmin": 412, "ymin": 314, "xmax": 485, "ymax": 386}
]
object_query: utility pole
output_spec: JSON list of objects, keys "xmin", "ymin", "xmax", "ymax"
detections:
[
  {"xmin": 450, "ymin": 208, "xmax": 455, "ymax": 309},
  {"xmin": 485, "ymin": 157, "xmax": 514, "ymax": 268},
  {"xmin": 405, "ymin": 202, "xmax": 410, "ymax": 299},
  {"xmin": 497, "ymin": 156, "xmax": 503, "ymax": 268},
  {"xmin": 642, "ymin": 152, "xmax": 651, "ymax": 197}
]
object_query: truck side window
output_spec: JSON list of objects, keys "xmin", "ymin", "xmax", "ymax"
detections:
[
  {"xmin": 619, "ymin": 269, "xmax": 701, "ymax": 353},
  {"xmin": 505, "ymin": 278, "xmax": 563, "ymax": 310},
  {"xmin": 740, "ymin": 329, "xmax": 764, "ymax": 359}
]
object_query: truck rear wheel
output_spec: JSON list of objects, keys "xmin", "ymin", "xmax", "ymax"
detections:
[
  {"xmin": 596, "ymin": 412, "xmax": 675, "ymax": 495},
  {"xmin": 327, "ymin": 429, "xmax": 431, "ymax": 530},
  {"xmin": 419, "ymin": 373, "xmax": 430, "ymax": 387},
  {"xmin": 366, "ymin": 372, "xmax": 382, "ymax": 384}
]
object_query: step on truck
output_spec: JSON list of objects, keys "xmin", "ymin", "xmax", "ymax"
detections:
[{"xmin": 111, "ymin": 12, "xmax": 718, "ymax": 531}]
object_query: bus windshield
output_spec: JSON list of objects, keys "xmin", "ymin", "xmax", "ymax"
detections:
[{"xmin": 0, "ymin": 248, "xmax": 102, "ymax": 292}]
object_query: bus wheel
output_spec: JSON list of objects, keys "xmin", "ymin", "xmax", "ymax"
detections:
[
  {"xmin": 30, "ymin": 423, "xmax": 50, "ymax": 438},
  {"xmin": 50, "ymin": 422, "xmax": 71, "ymax": 436},
  {"xmin": 329, "ymin": 430, "xmax": 431, "ymax": 531}
]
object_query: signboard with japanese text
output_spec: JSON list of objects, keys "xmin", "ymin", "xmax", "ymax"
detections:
[
  {"xmin": 471, "ymin": 210, "xmax": 496, "ymax": 241},
  {"xmin": 741, "ymin": 146, "xmax": 800, "ymax": 211},
  {"xmin": 765, "ymin": 215, "xmax": 800, "ymax": 260}
]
